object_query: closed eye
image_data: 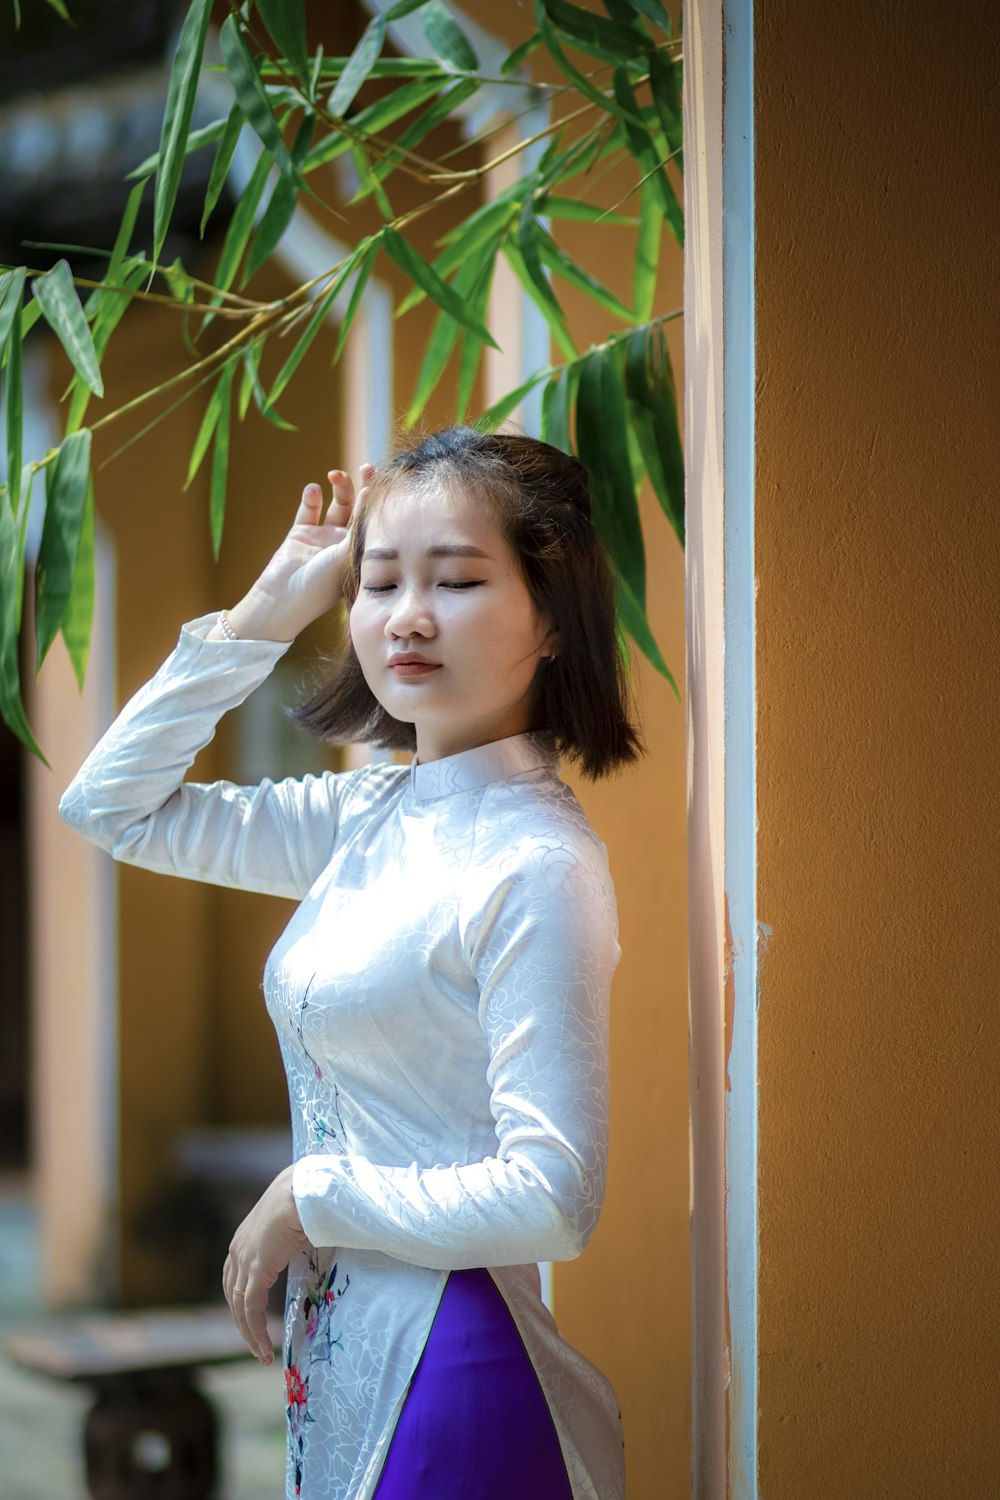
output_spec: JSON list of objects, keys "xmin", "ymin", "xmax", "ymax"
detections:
[{"xmin": 440, "ymin": 580, "xmax": 486, "ymax": 590}]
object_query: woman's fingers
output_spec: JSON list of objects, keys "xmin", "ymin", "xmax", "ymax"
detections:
[
  {"xmin": 293, "ymin": 482, "xmax": 324, "ymax": 528},
  {"xmin": 242, "ymin": 1272, "xmax": 274, "ymax": 1364}
]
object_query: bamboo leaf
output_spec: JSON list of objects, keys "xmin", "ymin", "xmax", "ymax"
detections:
[
  {"xmin": 42, "ymin": 0, "xmax": 70, "ymax": 20},
  {"xmin": 186, "ymin": 356, "xmax": 240, "ymax": 488},
  {"xmin": 254, "ymin": 0, "xmax": 310, "ymax": 86},
  {"xmin": 0, "ymin": 268, "xmax": 26, "ymax": 353},
  {"xmin": 67, "ymin": 256, "xmax": 146, "ymax": 435},
  {"xmin": 615, "ymin": 564, "xmax": 679, "ymax": 692},
  {"xmin": 454, "ymin": 255, "xmax": 497, "ymax": 423},
  {"xmin": 540, "ymin": 0, "xmax": 648, "ymax": 58},
  {"xmin": 575, "ymin": 346, "xmax": 645, "ymax": 605},
  {"xmin": 329, "ymin": 13, "xmax": 385, "ymax": 117},
  {"xmin": 536, "ymin": 195, "xmax": 636, "ymax": 224},
  {"xmin": 210, "ymin": 362, "xmax": 235, "ymax": 559},
  {"xmin": 617, "ymin": 0, "xmax": 672, "ymax": 32},
  {"xmin": 502, "ymin": 240, "xmax": 577, "ymax": 361},
  {"xmin": 200, "ymin": 148, "xmax": 272, "ymax": 330},
  {"xmin": 613, "ymin": 66, "xmax": 683, "ymax": 245},
  {"xmin": 517, "ymin": 201, "xmax": 570, "ymax": 329},
  {"xmin": 535, "ymin": 224, "xmax": 634, "ymax": 321},
  {"xmin": 302, "ymin": 76, "xmax": 444, "ymax": 173},
  {"xmin": 153, "ymin": 0, "xmax": 213, "ymax": 263},
  {"xmin": 532, "ymin": 0, "xmax": 641, "ymax": 125},
  {"xmin": 246, "ymin": 113, "xmax": 315, "ymax": 278},
  {"xmin": 5, "ymin": 297, "xmax": 22, "ymax": 515},
  {"xmin": 624, "ymin": 323, "xmax": 684, "ymax": 544},
  {"xmin": 34, "ymin": 429, "xmax": 91, "ymax": 668},
  {"xmin": 0, "ymin": 480, "xmax": 45, "ymax": 761},
  {"xmin": 128, "ymin": 114, "xmax": 226, "ymax": 182},
  {"xmin": 60, "ymin": 479, "xmax": 95, "ymax": 688},
  {"xmin": 648, "ymin": 48, "xmax": 683, "ymax": 157},
  {"xmin": 381, "ymin": 229, "xmax": 499, "ymax": 349},
  {"xmin": 363, "ymin": 77, "xmax": 479, "ymax": 193},
  {"xmin": 633, "ymin": 179, "xmax": 662, "ymax": 321},
  {"xmin": 265, "ymin": 246, "xmax": 365, "ymax": 410},
  {"xmin": 475, "ymin": 371, "xmax": 550, "ymax": 432},
  {"xmin": 32, "ymin": 259, "xmax": 104, "ymax": 397},
  {"xmin": 501, "ymin": 34, "xmax": 544, "ymax": 75},
  {"xmin": 220, "ymin": 15, "xmax": 298, "ymax": 186},
  {"xmin": 541, "ymin": 364, "xmax": 578, "ymax": 453},
  {"xmin": 385, "ymin": 0, "xmax": 436, "ymax": 18},
  {"xmin": 201, "ymin": 103, "xmax": 245, "ymax": 235},
  {"xmin": 422, "ymin": 2, "xmax": 479, "ymax": 71},
  {"xmin": 406, "ymin": 253, "xmax": 484, "ymax": 427},
  {"xmin": 349, "ymin": 142, "xmax": 395, "ymax": 221},
  {"xmin": 332, "ymin": 243, "xmax": 379, "ymax": 362},
  {"xmin": 242, "ymin": 342, "xmax": 297, "ymax": 430}
]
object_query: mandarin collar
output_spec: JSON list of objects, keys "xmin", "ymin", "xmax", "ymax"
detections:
[{"xmin": 408, "ymin": 732, "xmax": 559, "ymax": 801}]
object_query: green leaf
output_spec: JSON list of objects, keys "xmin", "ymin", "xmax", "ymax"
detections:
[
  {"xmin": 200, "ymin": 147, "xmax": 272, "ymax": 328},
  {"xmin": 381, "ymin": 229, "xmax": 500, "ymax": 349},
  {"xmin": 532, "ymin": 0, "xmax": 641, "ymax": 125},
  {"xmin": 34, "ymin": 429, "xmax": 92, "ymax": 668},
  {"xmin": 201, "ymin": 103, "xmax": 245, "ymax": 235},
  {"xmin": 615, "ymin": 565, "xmax": 679, "ymax": 692},
  {"xmin": 349, "ymin": 141, "xmax": 395, "ymax": 221},
  {"xmin": 153, "ymin": 0, "xmax": 213, "ymax": 263},
  {"xmin": 0, "ymin": 479, "xmax": 45, "ymax": 761},
  {"xmin": 5, "ymin": 294, "xmax": 22, "ymax": 515},
  {"xmin": 536, "ymin": 195, "xmax": 636, "ymax": 224},
  {"xmin": 454, "ymin": 255, "xmax": 497, "ymax": 423},
  {"xmin": 240, "ymin": 342, "xmax": 297, "ymax": 430},
  {"xmin": 220, "ymin": 16, "xmax": 298, "ymax": 186},
  {"xmin": 332, "ymin": 242, "xmax": 379, "ymax": 363},
  {"xmin": 475, "ymin": 371, "xmax": 550, "ymax": 432},
  {"xmin": 617, "ymin": 0, "xmax": 672, "ymax": 32},
  {"xmin": 613, "ymin": 66, "xmax": 683, "ymax": 246},
  {"xmin": 648, "ymin": 48, "xmax": 683, "ymax": 157},
  {"xmin": 128, "ymin": 114, "xmax": 226, "ymax": 182},
  {"xmin": 186, "ymin": 356, "xmax": 240, "ymax": 488},
  {"xmin": 384, "ymin": 0, "xmax": 435, "ymax": 17},
  {"xmin": 246, "ymin": 113, "xmax": 315, "ymax": 278},
  {"xmin": 254, "ymin": 0, "xmax": 310, "ymax": 85},
  {"xmin": 362, "ymin": 77, "xmax": 479, "ymax": 194},
  {"xmin": 535, "ymin": 224, "xmax": 634, "ymax": 321},
  {"xmin": 541, "ymin": 0, "xmax": 648, "ymax": 58},
  {"xmin": 406, "ymin": 253, "xmax": 486, "ymax": 427},
  {"xmin": 633, "ymin": 178, "xmax": 662, "ymax": 321},
  {"xmin": 422, "ymin": 2, "xmax": 479, "ymax": 71},
  {"xmin": 502, "ymin": 239, "xmax": 578, "ymax": 361},
  {"xmin": 575, "ymin": 345, "xmax": 645, "ymax": 605},
  {"xmin": 516, "ymin": 201, "xmax": 570, "ymax": 328},
  {"xmin": 67, "ymin": 255, "xmax": 147, "ymax": 435},
  {"xmin": 0, "ymin": 268, "xmax": 27, "ymax": 353},
  {"xmin": 32, "ymin": 259, "xmax": 104, "ymax": 397},
  {"xmin": 302, "ymin": 76, "xmax": 444, "ymax": 173},
  {"xmin": 329, "ymin": 13, "xmax": 385, "ymax": 117},
  {"xmin": 209, "ymin": 362, "xmax": 235, "ymax": 559},
  {"xmin": 43, "ymin": 0, "xmax": 70, "ymax": 18},
  {"xmin": 60, "ymin": 479, "xmax": 95, "ymax": 688},
  {"xmin": 501, "ymin": 33, "xmax": 544, "ymax": 76},
  {"xmin": 541, "ymin": 363, "xmax": 578, "ymax": 453},
  {"xmin": 624, "ymin": 323, "xmax": 684, "ymax": 544}
]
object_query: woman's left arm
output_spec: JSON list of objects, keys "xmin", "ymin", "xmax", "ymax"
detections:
[{"xmin": 289, "ymin": 839, "xmax": 621, "ymax": 1269}]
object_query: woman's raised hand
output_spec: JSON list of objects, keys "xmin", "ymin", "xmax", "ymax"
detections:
[{"xmin": 217, "ymin": 463, "xmax": 374, "ymax": 644}]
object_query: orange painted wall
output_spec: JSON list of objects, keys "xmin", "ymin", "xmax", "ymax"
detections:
[{"xmin": 755, "ymin": 1, "xmax": 1000, "ymax": 1493}]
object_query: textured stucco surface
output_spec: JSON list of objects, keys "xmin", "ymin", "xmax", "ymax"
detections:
[{"xmin": 754, "ymin": 2, "xmax": 1000, "ymax": 1494}]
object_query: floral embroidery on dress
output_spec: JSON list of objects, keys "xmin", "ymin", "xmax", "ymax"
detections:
[{"xmin": 285, "ymin": 1253, "xmax": 352, "ymax": 1495}]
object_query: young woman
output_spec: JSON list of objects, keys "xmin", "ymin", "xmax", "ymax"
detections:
[{"xmin": 60, "ymin": 426, "xmax": 643, "ymax": 1500}]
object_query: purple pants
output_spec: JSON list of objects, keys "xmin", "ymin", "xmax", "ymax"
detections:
[{"xmin": 372, "ymin": 1268, "xmax": 574, "ymax": 1500}]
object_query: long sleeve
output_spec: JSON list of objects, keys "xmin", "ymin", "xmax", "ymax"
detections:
[
  {"xmin": 290, "ymin": 834, "xmax": 620, "ymax": 1268},
  {"xmin": 59, "ymin": 612, "xmax": 355, "ymax": 900}
]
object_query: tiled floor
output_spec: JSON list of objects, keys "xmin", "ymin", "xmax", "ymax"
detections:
[{"xmin": 0, "ymin": 1182, "xmax": 287, "ymax": 1499}]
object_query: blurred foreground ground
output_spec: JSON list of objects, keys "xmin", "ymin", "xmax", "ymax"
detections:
[{"xmin": 0, "ymin": 1178, "xmax": 287, "ymax": 1500}]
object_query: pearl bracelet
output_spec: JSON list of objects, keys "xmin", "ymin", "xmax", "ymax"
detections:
[{"xmin": 217, "ymin": 610, "xmax": 238, "ymax": 641}]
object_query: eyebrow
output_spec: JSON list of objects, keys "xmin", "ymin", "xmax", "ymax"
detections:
[{"xmin": 362, "ymin": 544, "xmax": 492, "ymax": 561}]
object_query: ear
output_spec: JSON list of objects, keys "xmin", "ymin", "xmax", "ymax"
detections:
[{"xmin": 542, "ymin": 623, "xmax": 561, "ymax": 660}]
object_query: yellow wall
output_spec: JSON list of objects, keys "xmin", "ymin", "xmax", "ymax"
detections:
[{"xmin": 755, "ymin": 1, "xmax": 1000, "ymax": 1492}]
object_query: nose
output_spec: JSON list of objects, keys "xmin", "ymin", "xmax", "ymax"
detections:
[{"xmin": 385, "ymin": 582, "xmax": 436, "ymax": 641}]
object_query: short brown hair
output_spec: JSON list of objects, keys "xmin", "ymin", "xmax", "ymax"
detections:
[{"xmin": 292, "ymin": 426, "xmax": 644, "ymax": 779}]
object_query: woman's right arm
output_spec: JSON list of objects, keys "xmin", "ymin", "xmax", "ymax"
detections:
[{"xmin": 59, "ymin": 467, "xmax": 372, "ymax": 900}]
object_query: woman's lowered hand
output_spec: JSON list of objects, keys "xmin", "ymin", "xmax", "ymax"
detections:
[{"xmin": 222, "ymin": 1164, "xmax": 309, "ymax": 1364}]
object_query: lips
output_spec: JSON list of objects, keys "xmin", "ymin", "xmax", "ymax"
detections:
[{"xmin": 388, "ymin": 654, "xmax": 441, "ymax": 676}]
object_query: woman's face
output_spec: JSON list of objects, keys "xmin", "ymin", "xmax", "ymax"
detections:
[{"xmin": 349, "ymin": 479, "xmax": 553, "ymax": 762}]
